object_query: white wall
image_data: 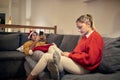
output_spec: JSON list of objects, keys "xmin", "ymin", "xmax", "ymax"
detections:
[
  {"xmin": 0, "ymin": 0, "xmax": 9, "ymax": 23},
  {"xmin": 0, "ymin": 0, "xmax": 26, "ymax": 24},
  {"xmin": 29, "ymin": 0, "xmax": 120, "ymax": 36},
  {"xmin": 1, "ymin": 0, "xmax": 120, "ymax": 36},
  {"xmin": 19, "ymin": 0, "xmax": 26, "ymax": 25}
]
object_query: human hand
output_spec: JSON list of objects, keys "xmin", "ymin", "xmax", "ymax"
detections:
[{"xmin": 61, "ymin": 52, "xmax": 70, "ymax": 57}]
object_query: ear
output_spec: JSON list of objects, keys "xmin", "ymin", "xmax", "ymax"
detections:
[
  {"xmin": 86, "ymin": 22, "xmax": 90, "ymax": 25},
  {"xmin": 86, "ymin": 22, "xmax": 91, "ymax": 28}
]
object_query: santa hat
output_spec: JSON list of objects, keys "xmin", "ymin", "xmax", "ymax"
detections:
[{"xmin": 28, "ymin": 30, "xmax": 35, "ymax": 39}]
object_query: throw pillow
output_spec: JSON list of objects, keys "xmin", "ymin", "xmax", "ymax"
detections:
[{"xmin": 16, "ymin": 45, "xmax": 24, "ymax": 52}]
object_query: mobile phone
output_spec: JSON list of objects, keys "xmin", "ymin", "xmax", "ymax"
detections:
[{"xmin": 39, "ymin": 31, "xmax": 44, "ymax": 35}]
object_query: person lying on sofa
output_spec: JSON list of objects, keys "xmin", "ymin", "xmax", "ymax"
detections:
[
  {"xmin": 26, "ymin": 14, "xmax": 104, "ymax": 80},
  {"xmin": 17, "ymin": 30, "xmax": 47, "ymax": 55},
  {"xmin": 17, "ymin": 30, "xmax": 63, "ymax": 62},
  {"xmin": 22, "ymin": 30, "xmax": 47, "ymax": 55}
]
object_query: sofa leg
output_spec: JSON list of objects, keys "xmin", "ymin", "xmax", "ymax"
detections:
[{"xmin": 26, "ymin": 74, "xmax": 36, "ymax": 80}]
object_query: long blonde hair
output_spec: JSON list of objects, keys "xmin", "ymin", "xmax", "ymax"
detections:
[{"xmin": 76, "ymin": 14, "xmax": 94, "ymax": 30}]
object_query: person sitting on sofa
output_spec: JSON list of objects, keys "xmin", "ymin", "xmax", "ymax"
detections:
[{"xmin": 26, "ymin": 14, "xmax": 104, "ymax": 80}]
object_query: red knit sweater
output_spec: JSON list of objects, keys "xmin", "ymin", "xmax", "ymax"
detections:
[{"xmin": 69, "ymin": 31, "xmax": 104, "ymax": 71}]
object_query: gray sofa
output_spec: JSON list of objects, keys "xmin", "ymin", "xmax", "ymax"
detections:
[
  {"xmin": 0, "ymin": 32, "xmax": 29, "ymax": 79},
  {"xmin": 0, "ymin": 32, "xmax": 120, "ymax": 80}
]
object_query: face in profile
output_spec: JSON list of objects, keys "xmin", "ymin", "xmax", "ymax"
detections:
[
  {"xmin": 31, "ymin": 33, "xmax": 37, "ymax": 41},
  {"xmin": 76, "ymin": 22, "xmax": 90, "ymax": 36}
]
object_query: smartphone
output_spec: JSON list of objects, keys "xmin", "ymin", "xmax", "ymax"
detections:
[{"xmin": 39, "ymin": 31, "xmax": 44, "ymax": 36}]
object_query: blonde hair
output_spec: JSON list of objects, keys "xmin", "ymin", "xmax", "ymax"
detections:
[{"xmin": 76, "ymin": 14, "xmax": 94, "ymax": 30}]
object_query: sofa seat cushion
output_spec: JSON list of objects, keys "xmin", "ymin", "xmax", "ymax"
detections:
[
  {"xmin": 0, "ymin": 51, "xmax": 25, "ymax": 60},
  {"xmin": 0, "ymin": 51, "xmax": 26, "ymax": 78},
  {"xmin": 62, "ymin": 72, "xmax": 120, "ymax": 80}
]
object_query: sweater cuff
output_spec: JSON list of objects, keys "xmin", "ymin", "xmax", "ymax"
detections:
[{"xmin": 68, "ymin": 52, "xmax": 73, "ymax": 58}]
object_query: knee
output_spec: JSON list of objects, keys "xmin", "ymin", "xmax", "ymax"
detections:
[
  {"xmin": 33, "ymin": 51, "xmax": 44, "ymax": 56},
  {"xmin": 48, "ymin": 46, "xmax": 55, "ymax": 53},
  {"xmin": 41, "ymin": 54, "xmax": 53, "ymax": 62},
  {"xmin": 31, "ymin": 51, "xmax": 44, "ymax": 61},
  {"xmin": 42, "ymin": 54, "xmax": 49, "ymax": 58}
]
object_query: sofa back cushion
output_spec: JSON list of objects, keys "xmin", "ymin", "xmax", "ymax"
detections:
[
  {"xmin": 98, "ymin": 37, "xmax": 120, "ymax": 73},
  {"xmin": 46, "ymin": 34, "xmax": 63, "ymax": 47},
  {"xmin": 19, "ymin": 33, "xmax": 49, "ymax": 46},
  {"xmin": 0, "ymin": 34, "xmax": 19, "ymax": 51},
  {"xmin": 59, "ymin": 35, "xmax": 80, "ymax": 52},
  {"xmin": 20, "ymin": 33, "xmax": 29, "ymax": 46}
]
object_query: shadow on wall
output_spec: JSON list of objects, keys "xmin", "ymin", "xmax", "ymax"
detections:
[{"xmin": 113, "ymin": 10, "xmax": 120, "ymax": 37}]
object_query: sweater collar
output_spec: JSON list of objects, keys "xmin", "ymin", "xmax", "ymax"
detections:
[{"xmin": 86, "ymin": 30, "xmax": 94, "ymax": 38}]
